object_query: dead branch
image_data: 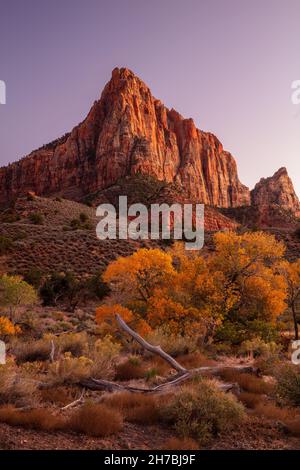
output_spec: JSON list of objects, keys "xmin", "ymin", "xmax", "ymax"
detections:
[
  {"xmin": 50, "ymin": 339, "xmax": 55, "ymax": 363},
  {"xmin": 61, "ymin": 389, "xmax": 85, "ymax": 410},
  {"xmin": 115, "ymin": 314, "xmax": 187, "ymax": 374},
  {"xmin": 79, "ymin": 314, "xmax": 256, "ymax": 394}
]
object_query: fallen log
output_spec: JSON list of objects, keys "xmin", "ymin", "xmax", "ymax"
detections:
[{"xmin": 79, "ymin": 314, "xmax": 256, "ymax": 394}]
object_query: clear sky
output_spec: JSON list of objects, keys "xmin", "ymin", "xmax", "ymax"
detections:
[{"xmin": 0, "ymin": 0, "xmax": 299, "ymax": 195}]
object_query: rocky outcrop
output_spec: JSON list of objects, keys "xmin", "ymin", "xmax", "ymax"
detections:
[
  {"xmin": 251, "ymin": 167, "xmax": 300, "ymax": 217},
  {"xmin": 0, "ymin": 67, "xmax": 250, "ymax": 208}
]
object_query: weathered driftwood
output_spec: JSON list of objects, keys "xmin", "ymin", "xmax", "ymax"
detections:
[
  {"xmin": 61, "ymin": 389, "xmax": 85, "ymax": 410},
  {"xmin": 80, "ymin": 314, "xmax": 257, "ymax": 394}
]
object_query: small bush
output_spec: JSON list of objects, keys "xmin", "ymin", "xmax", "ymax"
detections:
[
  {"xmin": 145, "ymin": 328, "xmax": 197, "ymax": 356},
  {"xmin": 218, "ymin": 369, "xmax": 274, "ymax": 395},
  {"xmin": 240, "ymin": 338, "xmax": 281, "ymax": 358},
  {"xmin": 254, "ymin": 402, "xmax": 297, "ymax": 422},
  {"xmin": 79, "ymin": 212, "xmax": 88, "ymax": 223},
  {"xmin": 276, "ymin": 365, "xmax": 300, "ymax": 406},
  {"xmin": 29, "ymin": 212, "xmax": 44, "ymax": 225},
  {"xmin": 0, "ymin": 405, "xmax": 66, "ymax": 431},
  {"xmin": 160, "ymin": 379, "xmax": 245, "ymax": 445},
  {"xmin": 103, "ymin": 392, "xmax": 160, "ymax": 424},
  {"xmin": 178, "ymin": 352, "xmax": 216, "ymax": 369},
  {"xmin": 0, "ymin": 360, "xmax": 39, "ymax": 406},
  {"xmin": 54, "ymin": 332, "xmax": 88, "ymax": 357},
  {"xmin": 40, "ymin": 387, "xmax": 73, "ymax": 406},
  {"xmin": 68, "ymin": 403, "xmax": 123, "ymax": 437},
  {"xmin": 48, "ymin": 353, "xmax": 92, "ymax": 385},
  {"xmin": 23, "ymin": 268, "xmax": 43, "ymax": 289},
  {"xmin": 0, "ymin": 236, "xmax": 14, "ymax": 255},
  {"xmin": 238, "ymin": 391, "xmax": 263, "ymax": 409},
  {"xmin": 13, "ymin": 338, "xmax": 51, "ymax": 363},
  {"xmin": 115, "ymin": 358, "xmax": 146, "ymax": 381}
]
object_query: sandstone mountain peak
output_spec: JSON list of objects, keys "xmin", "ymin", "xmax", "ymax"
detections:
[
  {"xmin": 0, "ymin": 68, "xmax": 298, "ymax": 219},
  {"xmin": 0, "ymin": 67, "xmax": 251, "ymax": 208},
  {"xmin": 251, "ymin": 167, "xmax": 300, "ymax": 216}
]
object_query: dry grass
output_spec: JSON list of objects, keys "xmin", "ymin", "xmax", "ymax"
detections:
[
  {"xmin": 238, "ymin": 391, "xmax": 264, "ymax": 409},
  {"xmin": 67, "ymin": 403, "xmax": 123, "ymax": 437},
  {"xmin": 0, "ymin": 402, "xmax": 123, "ymax": 437},
  {"xmin": 103, "ymin": 392, "xmax": 160, "ymax": 424},
  {"xmin": 254, "ymin": 402, "xmax": 298, "ymax": 422},
  {"xmin": 0, "ymin": 362, "xmax": 40, "ymax": 407},
  {"xmin": 40, "ymin": 387, "xmax": 74, "ymax": 406},
  {"xmin": 0, "ymin": 405, "xmax": 65, "ymax": 431},
  {"xmin": 218, "ymin": 369, "xmax": 274, "ymax": 395},
  {"xmin": 115, "ymin": 359, "xmax": 146, "ymax": 381},
  {"xmin": 160, "ymin": 437, "xmax": 199, "ymax": 450},
  {"xmin": 13, "ymin": 339, "xmax": 51, "ymax": 363},
  {"xmin": 47, "ymin": 354, "xmax": 92, "ymax": 385},
  {"xmin": 177, "ymin": 352, "xmax": 216, "ymax": 369}
]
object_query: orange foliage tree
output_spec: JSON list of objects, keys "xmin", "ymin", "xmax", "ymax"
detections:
[{"xmin": 96, "ymin": 232, "xmax": 290, "ymax": 344}]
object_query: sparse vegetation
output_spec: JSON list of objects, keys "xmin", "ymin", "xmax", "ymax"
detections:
[{"xmin": 160, "ymin": 379, "xmax": 245, "ymax": 445}]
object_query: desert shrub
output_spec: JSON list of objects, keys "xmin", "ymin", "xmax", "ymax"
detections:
[
  {"xmin": 40, "ymin": 272, "xmax": 76, "ymax": 307},
  {"xmin": 0, "ymin": 360, "xmax": 39, "ymax": 406},
  {"xmin": 145, "ymin": 328, "xmax": 197, "ymax": 357},
  {"xmin": 85, "ymin": 272, "xmax": 110, "ymax": 300},
  {"xmin": 53, "ymin": 332, "xmax": 88, "ymax": 357},
  {"xmin": 40, "ymin": 387, "xmax": 73, "ymax": 406},
  {"xmin": 254, "ymin": 402, "xmax": 298, "ymax": 422},
  {"xmin": 239, "ymin": 338, "xmax": 281, "ymax": 358},
  {"xmin": 0, "ymin": 236, "xmax": 14, "ymax": 255},
  {"xmin": 23, "ymin": 268, "xmax": 43, "ymax": 289},
  {"xmin": 29, "ymin": 212, "xmax": 44, "ymax": 225},
  {"xmin": 0, "ymin": 405, "xmax": 66, "ymax": 431},
  {"xmin": 67, "ymin": 403, "xmax": 123, "ymax": 437},
  {"xmin": 160, "ymin": 437, "xmax": 199, "ymax": 450},
  {"xmin": 70, "ymin": 218, "xmax": 81, "ymax": 230},
  {"xmin": 103, "ymin": 392, "xmax": 160, "ymax": 424},
  {"xmin": 160, "ymin": 379, "xmax": 245, "ymax": 445},
  {"xmin": 48, "ymin": 353, "xmax": 93, "ymax": 385},
  {"xmin": 90, "ymin": 335, "xmax": 121, "ymax": 379},
  {"xmin": 94, "ymin": 335, "xmax": 121, "ymax": 359},
  {"xmin": 115, "ymin": 357, "xmax": 146, "ymax": 381},
  {"xmin": 40, "ymin": 272, "xmax": 100, "ymax": 309},
  {"xmin": 238, "ymin": 391, "xmax": 263, "ymax": 409},
  {"xmin": 275, "ymin": 365, "xmax": 300, "ymax": 406},
  {"xmin": 218, "ymin": 370, "xmax": 274, "ymax": 395},
  {"xmin": 177, "ymin": 352, "xmax": 216, "ymax": 369},
  {"xmin": 13, "ymin": 338, "xmax": 51, "ymax": 363},
  {"xmin": 0, "ymin": 316, "xmax": 21, "ymax": 337},
  {"xmin": 79, "ymin": 212, "xmax": 88, "ymax": 223}
]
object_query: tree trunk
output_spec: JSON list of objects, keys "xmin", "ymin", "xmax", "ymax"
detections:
[{"xmin": 292, "ymin": 302, "xmax": 299, "ymax": 340}]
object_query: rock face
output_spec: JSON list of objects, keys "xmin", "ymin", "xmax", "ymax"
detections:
[
  {"xmin": 0, "ymin": 68, "xmax": 250, "ymax": 207},
  {"xmin": 251, "ymin": 167, "xmax": 300, "ymax": 217}
]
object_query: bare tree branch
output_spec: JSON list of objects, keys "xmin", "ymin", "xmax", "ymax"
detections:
[
  {"xmin": 79, "ymin": 314, "xmax": 256, "ymax": 394},
  {"xmin": 115, "ymin": 313, "xmax": 187, "ymax": 374}
]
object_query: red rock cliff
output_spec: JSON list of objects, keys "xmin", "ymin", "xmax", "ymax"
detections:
[
  {"xmin": 0, "ymin": 68, "xmax": 250, "ymax": 207},
  {"xmin": 251, "ymin": 167, "xmax": 300, "ymax": 217}
]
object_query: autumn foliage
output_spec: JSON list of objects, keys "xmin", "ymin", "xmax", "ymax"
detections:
[{"xmin": 97, "ymin": 231, "xmax": 293, "ymax": 344}]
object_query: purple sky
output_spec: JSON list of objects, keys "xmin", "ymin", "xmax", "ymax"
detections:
[{"xmin": 0, "ymin": 0, "xmax": 299, "ymax": 195}]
